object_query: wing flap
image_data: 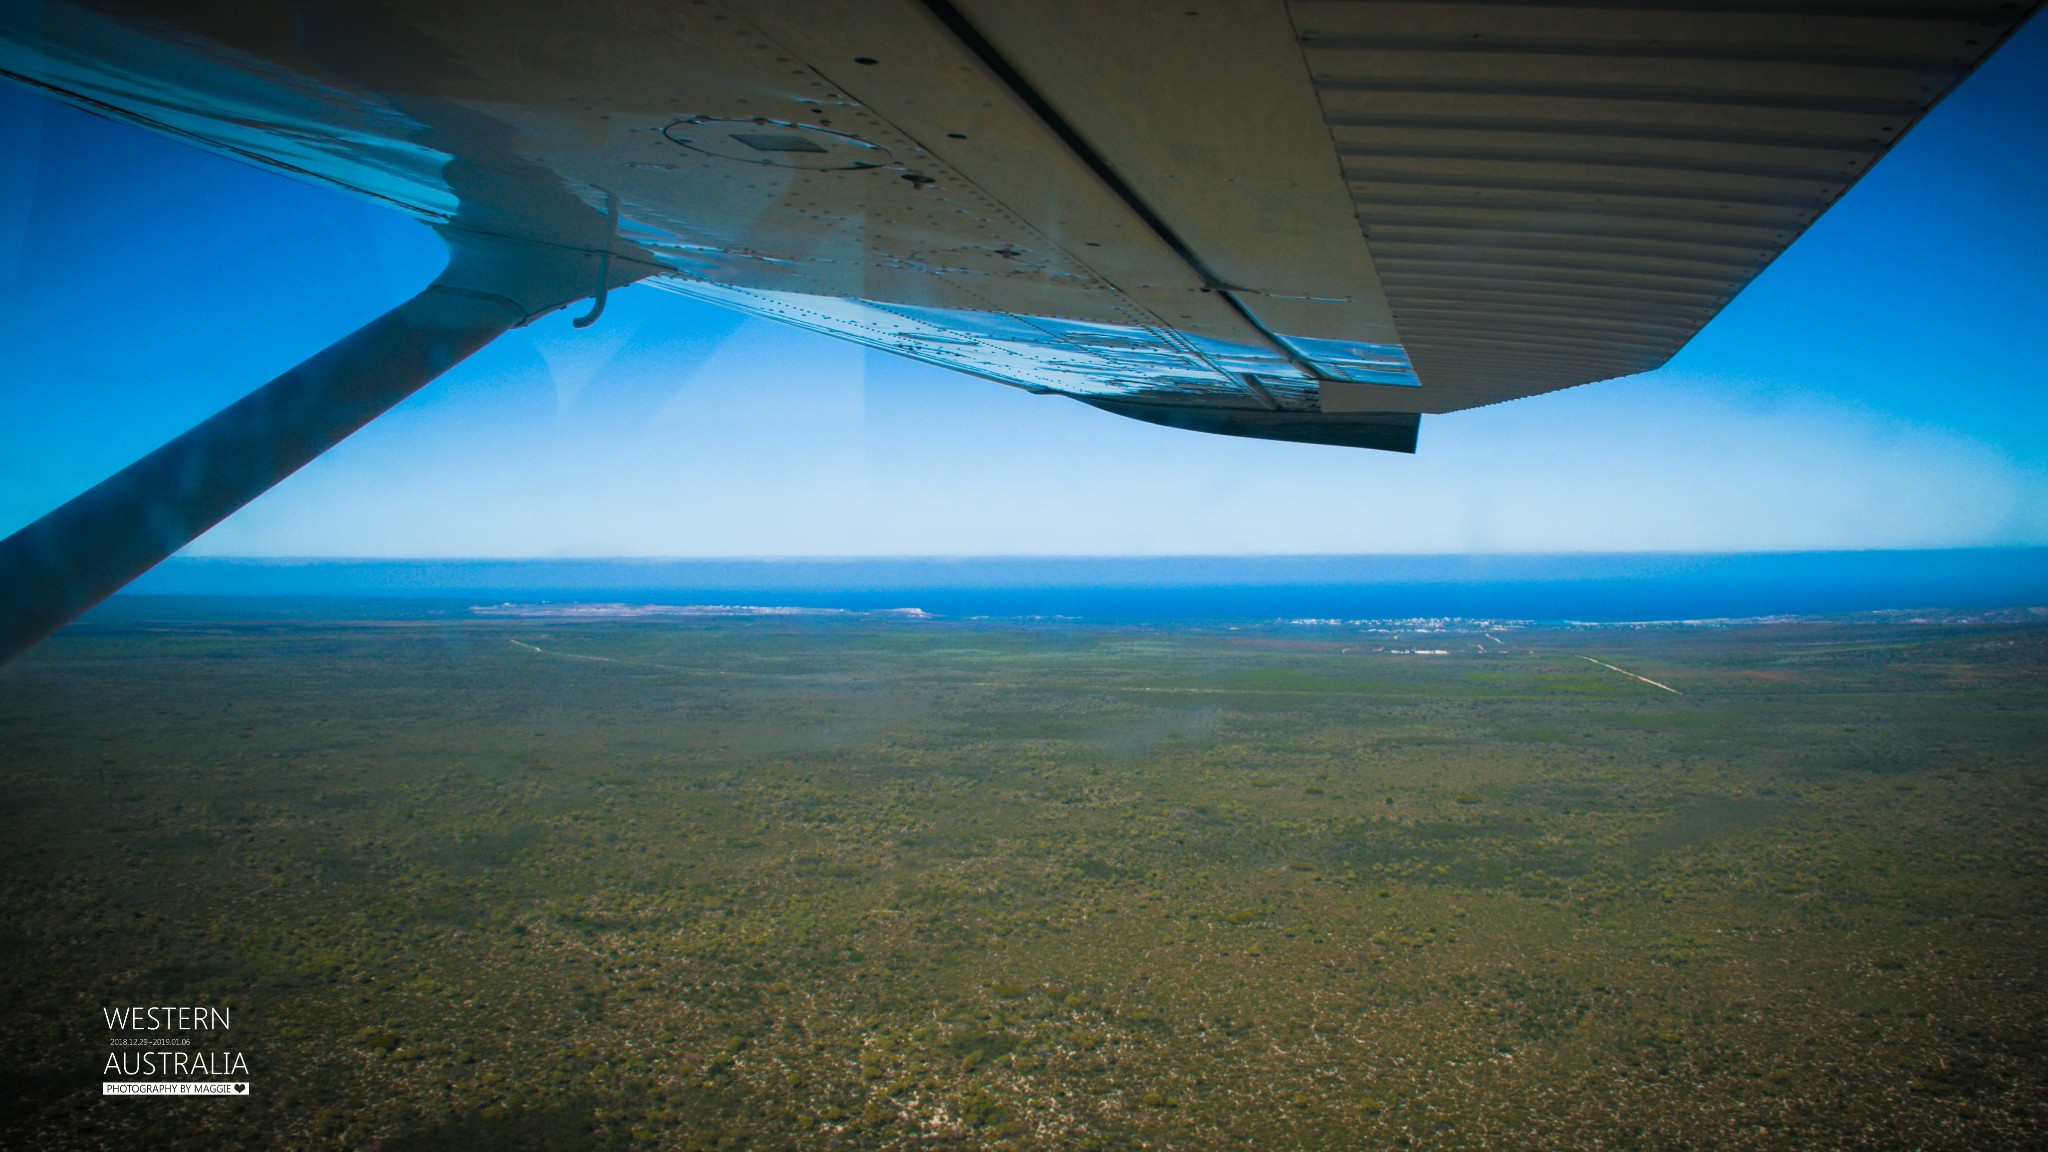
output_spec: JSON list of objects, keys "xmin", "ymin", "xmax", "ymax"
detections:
[{"xmin": 1293, "ymin": 0, "xmax": 2037, "ymax": 410}]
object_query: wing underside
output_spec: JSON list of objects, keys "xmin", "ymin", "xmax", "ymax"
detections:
[{"xmin": 2, "ymin": 0, "xmax": 2037, "ymax": 451}]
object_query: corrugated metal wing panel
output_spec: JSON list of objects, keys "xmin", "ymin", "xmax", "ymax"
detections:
[{"xmin": 1290, "ymin": 0, "xmax": 2037, "ymax": 409}]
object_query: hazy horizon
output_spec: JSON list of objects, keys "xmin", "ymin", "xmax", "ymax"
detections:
[{"xmin": 93, "ymin": 549, "xmax": 2048, "ymax": 625}]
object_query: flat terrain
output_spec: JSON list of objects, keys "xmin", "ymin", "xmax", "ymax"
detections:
[{"xmin": 1, "ymin": 606, "xmax": 2045, "ymax": 1150}]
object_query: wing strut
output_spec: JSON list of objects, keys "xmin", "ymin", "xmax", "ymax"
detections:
[{"xmin": 0, "ymin": 231, "xmax": 645, "ymax": 666}]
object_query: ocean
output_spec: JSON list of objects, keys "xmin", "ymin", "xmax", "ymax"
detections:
[{"xmin": 111, "ymin": 549, "xmax": 2048, "ymax": 623}]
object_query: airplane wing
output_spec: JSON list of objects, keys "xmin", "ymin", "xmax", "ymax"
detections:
[
  {"xmin": 9, "ymin": 1, "xmax": 2034, "ymax": 442},
  {"xmin": 0, "ymin": 0, "xmax": 2037, "ymax": 660}
]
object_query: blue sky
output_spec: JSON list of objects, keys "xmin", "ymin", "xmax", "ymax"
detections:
[{"xmin": 3, "ymin": 19, "xmax": 2046, "ymax": 558}]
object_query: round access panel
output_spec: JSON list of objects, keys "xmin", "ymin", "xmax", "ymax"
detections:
[{"xmin": 663, "ymin": 118, "xmax": 892, "ymax": 171}]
